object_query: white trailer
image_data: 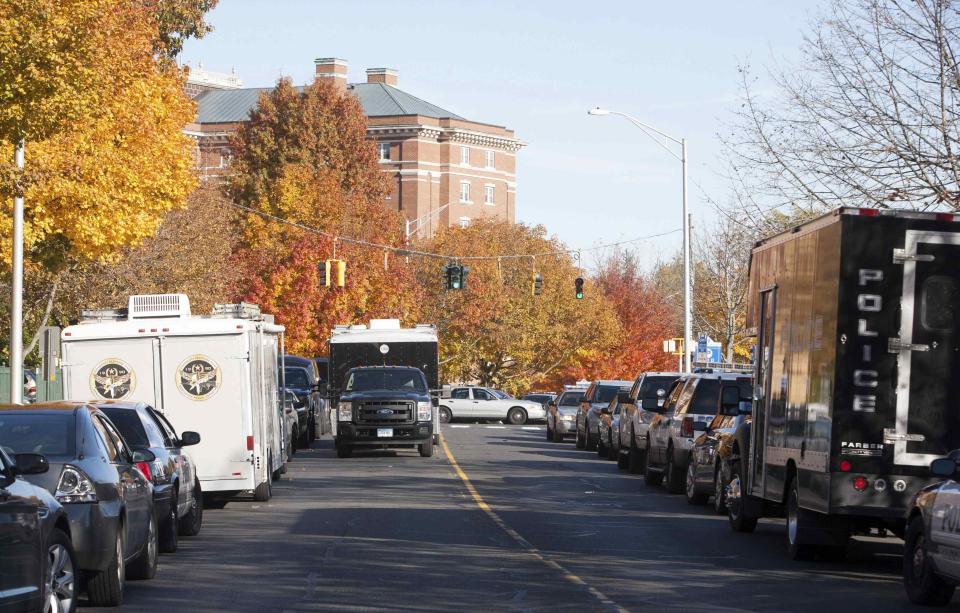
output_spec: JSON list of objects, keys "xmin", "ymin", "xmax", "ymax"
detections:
[{"xmin": 60, "ymin": 294, "xmax": 286, "ymax": 502}]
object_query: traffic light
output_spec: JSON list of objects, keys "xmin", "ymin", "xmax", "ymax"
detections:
[
  {"xmin": 532, "ymin": 273, "xmax": 543, "ymax": 296},
  {"xmin": 575, "ymin": 277, "xmax": 584, "ymax": 299},
  {"xmin": 318, "ymin": 261, "xmax": 329, "ymax": 287},
  {"xmin": 320, "ymin": 259, "xmax": 346, "ymax": 287},
  {"xmin": 444, "ymin": 263, "xmax": 469, "ymax": 290}
]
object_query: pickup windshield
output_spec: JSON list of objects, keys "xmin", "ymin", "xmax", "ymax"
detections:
[{"xmin": 345, "ymin": 369, "xmax": 427, "ymax": 393}]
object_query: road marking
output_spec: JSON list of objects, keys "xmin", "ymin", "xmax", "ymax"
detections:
[
  {"xmin": 485, "ymin": 425, "xmax": 506, "ymax": 429},
  {"xmin": 439, "ymin": 434, "xmax": 627, "ymax": 612},
  {"xmin": 449, "ymin": 425, "xmax": 471, "ymax": 429},
  {"xmin": 522, "ymin": 426, "xmax": 541, "ymax": 431}
]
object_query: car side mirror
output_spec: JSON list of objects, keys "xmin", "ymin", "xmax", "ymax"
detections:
[
  {"xmin": 431, "ymin": 397, "xmax": 439, "ymax": 408},
  {"xmin": 180, "ymin": 431, "xmax": 201, "ymax": 447},
  {"xmin": 14, "ymin": 453, "xmax": 49, "ymax": 475},
  {"xmin": 930, "ymin": 458, "xmax": 958, "ymax": 478},
  {"xmin": 132, "ymin": 449, "xmax": 156, "ymax": 463}
]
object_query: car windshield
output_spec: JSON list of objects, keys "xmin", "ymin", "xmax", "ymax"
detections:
[
  {"xmin": 345, "ymin": 369, "xmax": 427, "ymax": 392},
  {"xmin": 491, "ymin": 389, "xmax": 511, "ymax": 399},
  {"xmin": 284, "ymin": 368, "xmax": 310, "ymax": 389},
  {"xmin": 99, "ymin": 408, "xmax": 150, "ymax": 448},
  {"xmin": 0, "ymin": 412, "xmax": 76, "ymax": 458},
  {"xmin": 594, "ymin": 386, "xmax": 624, "ymax": 404},
  {"xmin": 560, "ymin": 392, "xmax": 585, "ymax": 406},
  {"xmin": 640, "ymin": 376, "xmax": 676, "ymax": 400}
]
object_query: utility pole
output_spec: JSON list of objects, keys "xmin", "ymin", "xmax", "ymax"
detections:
[{"xmin": 10, "ymin": 138, "xmax": 24, "ymax": 403}]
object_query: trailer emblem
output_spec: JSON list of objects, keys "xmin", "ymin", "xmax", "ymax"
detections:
[
  {"xmin": 90, "ymin": 359, "xmax": 135, "ymax": 399},
  {"xmin": 177, "ymin": 355, "xmax": 221, "ymax": 400}
]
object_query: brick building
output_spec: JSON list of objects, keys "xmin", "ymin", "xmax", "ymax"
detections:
[{"xmin": 184, "ymin": 58, "xmax": 525, "ymax": 237}]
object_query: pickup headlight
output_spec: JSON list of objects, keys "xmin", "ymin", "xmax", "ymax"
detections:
[
  {"xmin": 337, "ymin": 401, "xmax": 352, "ymax": 421},
  {"xmin": 417, "ymin": 401, "xmax": 432, "ymax": 422}
]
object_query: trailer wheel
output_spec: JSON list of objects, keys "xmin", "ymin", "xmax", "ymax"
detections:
[
  {"xmin": 336, "ymin": 444, "xmax": 353, "ymax": 459},
  {"xmin": 419, "ymin": 437, "xmax": 434, "ymax": 458},
  {"xmin": 786, "ymin": 475, "xmax": 817, "ymax": 560},
  {"xmin": 904, "ymin": 515, "xmax": 955, "ymax": 605},
  {"xmin": 254, "ymin": 458, "xmax": 273, "ymax": 502},
  {"xmin": 727, "ymin": 462, "xmax": 758, "ymax": 533}
]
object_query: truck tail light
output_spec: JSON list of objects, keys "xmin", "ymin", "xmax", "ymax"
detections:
[
  {"xmin": 839, "ymin": 460, "xmax": 851, "ymax": 472},
  {"xmin": 680, "ymin": 416, "xmax": 694, "ymax": 437},
  {"xmin": 936, "ymin": 212, "xmax": 957, "ymax": 222},
  {"xmin": 858, "ymin": 208, "xmax": 880, "ymax": 217},
  {"xmin": 246, "ymin": 435, "xmax": 254, "ymax": 451},
  {"xmin": 853, "ymin": 476, "xmax": 869, "ymax": 491}
]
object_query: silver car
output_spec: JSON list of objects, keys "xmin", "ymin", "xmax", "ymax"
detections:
[
  {"xmin": 617, "ymin": 373, "xmax": 681, "ymax": 473},
  {"xmin": 575, "ymin": 380, "xmax": 632, "ymax": 451},
  {"xmin": 546, "ymin": 390, "xmax": 585, "ymax": 442}
]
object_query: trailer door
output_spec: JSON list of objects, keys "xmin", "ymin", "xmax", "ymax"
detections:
[
  {"xmin": 892, "ymin": 230, "xmax": 960, "ymax": 466},
  {"xmin": 61, "ymin": 337, "xmax": 161, "ymax": 407},
  {"xmin": 749, "ymin": 288, "xmax": 776, "ymax": 497}
]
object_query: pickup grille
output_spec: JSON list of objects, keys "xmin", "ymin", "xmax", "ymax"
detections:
[{"xmin": 356, "ymin": 401, "xmax": 415, "ymax": 425}]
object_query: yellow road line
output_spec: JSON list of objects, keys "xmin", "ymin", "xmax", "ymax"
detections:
[{"xmin": 440, "ymin": 434, "xmax": 627, "ymax": 612}]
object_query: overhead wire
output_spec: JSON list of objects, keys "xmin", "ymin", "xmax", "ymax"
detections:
[{"xmin": 227, "ymin": 201, "xmax": 682, "ymax": 262}]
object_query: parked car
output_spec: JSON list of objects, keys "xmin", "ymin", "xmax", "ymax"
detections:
[
  {"xmin": 546, "ymin": 389, "xmax": 586, "ymax": 442},
  {"xmin": 903, "ymin": 454, "xmax": 960, "ymax": 606},
  {"xmin": 490, "ymin": 389, "xmax": 513, "ymax": 400},
  {"xmin": 96, "ymin": 401, "xmax": 203, "ymax": 554},
  {"xmin": 598, "ymin": 390, "xmax": 632, "ymax": 461},
  {"xmin": 281, "ymin": 391, "xmax": 299, "ymax": 461},
  {"xmin": 24, "ymin": 369, "xmax": 38, "ymax": 404},
  {"xmin": 617, "ymin": 372, "xmax": 681, "ymax": 473},
  {"xmin": 0, "ymin": 447, "xmax": 78, "ymax": 613},
  {"xmin": 439, "ymin": 386, "xmax": 545, "ymax": 424},
  {"xmin": 523, "ymin": 392, "xmax": 556, "ymax": 409},
  {"xmin": 282, "ymin": 355, "xmax": 325, "ymax": 444},
  {"xmin": 685, "ymin": 376, "xmax": 753, "ymax": 511},
  {"xmin": 645, "ymin": 373, "xmax": 750, "ymax": 494},
  {"xmin": 575, "ymin": 380, "xmax": 633, "ymax": 451},
  {"xmin": 0, "ymin": 402, "xmax": 158, "ymax": 606}
]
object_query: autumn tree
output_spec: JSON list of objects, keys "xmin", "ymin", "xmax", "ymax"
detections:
[
  {"xmin": 228, "ymin": 78, "xmax": 423, "ymax": 356},
  {"xmin": 415, "ymin": 220, "xmax": 619, "ymax": 394},
  {"xmin": 569, "ymin": 249, "xmax": 677, "ymax": 380}
]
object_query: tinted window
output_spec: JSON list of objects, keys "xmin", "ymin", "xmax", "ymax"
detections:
[
  {"xmin": 490, "ymin": 389, "xmax": 511, "ymax": 399},
  {"xmin": 640, "ymin": 376, "xmax": 677, "ymax": 400},
  {"xmin": 284, "ymin": 368, "xmax": 311, "ymax": 389},
  {"xmin": 560, "ymin": 392, "xmax": 584, "ymax": 406},
  {"xmin": 91, "ymin": 415, "xmax": 120, "ymax": 461},
  {"xmin": 345, "ymin": 369, "xmax": 426, "ymax": 392},
  {"xmin": 663, "ymin": 380, "xmax": 687, "ymax": 411},
  {"xmin": 594, "ymin": 386, "xmax": 623, "ymax": 404},
  {"xmin": 99, "ymin": 408, "xmax": 152, "ymax": 448},
  {"xmin": 690, "ymin": 379, "xmax": 722, "ymax": 415},
  {"xmin": 0, "ymin": 413, "xmax": 76, "ymax": 457},
  {"xmin": 451, "ymin": 388, "xmax": 470, "ymax": 400},
  {"xmin": 922, "ymin": 276, "xmax": 958, "ymax": 331},
  {"xmin": 148, "ymin": 408, "xmax": 177, "ymax": 446},
  {"xmin": 473, "ymin": 389, "xmax": 493, "ymax": 401},
  {"xmin": 97, "ymin": 416, "xmax": 131, "ymax": 461}
]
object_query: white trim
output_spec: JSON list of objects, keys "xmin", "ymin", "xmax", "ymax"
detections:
[
  {"xmin": 460, "ymin": 145, "xmax": 470, "ymax": 166},
  {"xmin": 459, "ymin": 181, "xmax": 471, "ymax": 204}
]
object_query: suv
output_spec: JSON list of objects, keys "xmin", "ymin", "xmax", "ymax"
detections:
[
  {"xmin": 546, "ymin": 389, "xmax": 586, "ymax": 442},
  {"xmin": 281, "ymin": 355, "xmax": 324, "ymax": 444},
  {"xmin": 645, "ymin": 373, "xmax": 748, "ymax": 494},
  {"xmin": 617, "ymin": 372, "xmax": 681, "ymax": 473},
  {"xmin": 575, "ymin": 380, "xmax": 633, "ymax": 451}
]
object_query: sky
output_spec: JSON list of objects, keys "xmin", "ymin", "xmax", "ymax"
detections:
[{"xmin": 180, "ymin": 0, "xmax": 823, "ymax": 267}]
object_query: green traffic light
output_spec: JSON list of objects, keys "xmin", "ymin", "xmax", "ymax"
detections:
[{"xmin": 576, "ymin": 292, "xmax": 583, "ymax": 299}]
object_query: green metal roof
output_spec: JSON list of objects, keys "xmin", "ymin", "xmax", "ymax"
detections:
[{"xmin": 195, "ymin": 82, "xmax": 463, "ymax": 124}]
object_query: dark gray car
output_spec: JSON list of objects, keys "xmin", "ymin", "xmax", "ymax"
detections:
[
  {"xmin": 0, "ymin": 447, "xmax": 77, "ymax": 613},
  {"xmin": 0, "ymin": 402, "xmax": 158, "ymax": 607}
]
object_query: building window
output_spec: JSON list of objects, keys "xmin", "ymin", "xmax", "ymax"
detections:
[
  {"xmin": 484, "ymin": 185, "xmax": 495, "ymax": 205},
  {"xmin": 378, "ymin": 142, "xmax": 391, "ymax": 161},
  {"xmin": 485, "ymin": 150, "xmax": 495, "ymax": 168},
  {"xmin": 459, "ymin": 216, "xmax": 471, "ymax": 228},
  {"xmin": 459, "ymin": 181, "xmax": 471, "ymax": 203},
  {"xmin": 460, "ymin": 146, "xmax": 470, "ymax": 166}
]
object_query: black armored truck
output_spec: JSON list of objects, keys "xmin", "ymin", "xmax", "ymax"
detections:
[{"xmin": 328, "ymin": 320, "xmax": 439, "ymax": 459}]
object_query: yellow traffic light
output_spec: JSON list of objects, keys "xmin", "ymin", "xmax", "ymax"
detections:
[{"xmin": 332, "ymin": 259, "xmax": 346, "ymax": 287}]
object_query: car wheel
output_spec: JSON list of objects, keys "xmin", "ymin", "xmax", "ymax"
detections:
[
  {"xmin": 439, "ymin": 406, "xmax": 452, "ymax": 423},
  {"xmin": 44, "ymin": 528, "xmax": 77, "ymax": 613},
  {"xmin": 596, "ymin": 432, "xmax": 607, "ymax": 458},
  {"xmin": 300, "ymin": 423, "xmax": 310, "ymax": 448},
  {"xmin": 419, "ymin": 437, "xmax": 434, "ymax": 458},
  {"xmin": 786, "ymin": 475, "xmax": 817, "ymax": 560},
  {"xmin": 287, "ymin": 433, "xmax": 296, "ymax": 462},
  {"xmin": 904, "ymin": 515, "xmax": 955, "ymax": 605},
  {"xmin": 127, "ymin": 512, "xmax": 158, "ymax": 580},
  {"xmin": 158, "ymin": 501, "xmax": 178, "ymax": 553},
  {"xmin": 553, "ymin": 427, "xmax": 565, "ymax": 443},
  {"xmin": 629, "ymin": 438, "xmax": 646, "ymax": 475},
  {"xmin": 336, "ymin": 444, "xmax": 353, "ymax": 459},
  {"xmin": 686, "ymin": 459, "xmax": 708, "ymax": 504},
  {"xmin": 178, "ymin": 479, "xmax": 203, "ymax": 536},
  {"xmin": 713, "ymin": 464, "xmax": 727, "ymax": 515},
  {"xmin": 546, "ymin": 422, "xmax": 553, "ymax": 441},
  {"xmin": 86, "ymin": 524, "xmax": 124, "ymax": 606},
  {"xmin": 607, "ymin": 433, "xmax": 618, "ymax": 461},
  {"xmin": 617, "ymin": 446, "xmax": 629, "ymax": 469},
  {"xmin": 507, "ymin": 407, "xmax": 527, "ymax": 425},
  {"xmin": 575, "ymin": 421, "xmax": 586, "ymax": 449},
  {"xmin": 586, "ymin": 427, "xmax": 598, "ymax": 451},
  {"xmin": 727, "ymin": 462, "xmax": 758, "ymax": 533},
  {"xmin": 644, "ymin": 445, "xmax": 663, "ymax": 486},
  {"xmin": 665, "ymin": 448, "xmax": 685, "ymax": 494}
]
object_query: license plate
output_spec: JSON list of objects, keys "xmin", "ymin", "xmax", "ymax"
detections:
[{"xmin": 377, "ymin": 428, "xmax": 393, "ymax": 438}]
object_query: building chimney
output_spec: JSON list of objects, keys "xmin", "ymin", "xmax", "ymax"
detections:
[
  {"xmin": 314, "ymin": 57, "xmax": 348, "ymax": 91},
  {"xmin": 366, "ymin": 67, "xmax": 398, "ymax": 87}
]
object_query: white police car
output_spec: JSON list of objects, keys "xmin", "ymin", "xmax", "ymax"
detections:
[{"xmin": 904, "ymin": 455, "xmax": 960, "ymax": 606}]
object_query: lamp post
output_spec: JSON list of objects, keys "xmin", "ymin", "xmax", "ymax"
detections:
[
  {"xmin": 9, "ymin": 139, "xmax": 24, "ymax": 403},
  {"xmin": 405, "ymin": 203, "xmax": 451, "ymax": 244},
  {"xmin": 588, "ymin": 107, "xmax": 692, "ymax": 373}
]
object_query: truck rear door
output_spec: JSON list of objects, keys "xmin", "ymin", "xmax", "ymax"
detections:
[
  {"xmin": 62, "ymin": 337, "xmax": 161, "ymax": 407},
  {"xmin": 891, "ymin": 229, "xmax": 960, "ymax": 466}
]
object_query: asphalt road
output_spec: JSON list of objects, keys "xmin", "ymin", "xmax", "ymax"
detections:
[{"xmin": 82, "ymin": 423, "xmax": 948, "ymax": 612}]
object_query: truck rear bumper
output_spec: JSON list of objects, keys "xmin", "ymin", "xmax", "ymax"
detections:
[
  {"xmin": 830, "ymin": 473, "xmax": 938, "ymax": 519},
  {"xmin": 337, "ymin": 423, "xmax": 433, "ymax": 445}
]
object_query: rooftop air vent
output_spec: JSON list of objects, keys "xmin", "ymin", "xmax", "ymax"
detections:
[
  {"xmin": 211, "ymin": 302, "xmax": 262, "ymax": 320},
  {"xmin": 80, "ymin": 308, "xmax": 128, "ymax": 323},
  {"xmin": 128, "ymin": 294, "xmax": 191, "ymax": 319}
]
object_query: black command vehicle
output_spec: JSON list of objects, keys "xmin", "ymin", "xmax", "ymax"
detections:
[
  {"xmin": 96, "ymin": 401, "xmax": 203, "ymax": 554},
  {"xmin": 0, "ymin": 402, "xmax": 158, "ymax": 607},
  {"xmin": 328, "ymin": 319, "xmax": 439, "ymax": 459},
  {"xmin": 728, "ymin": 208, "xmax": 960, "ymax": 561},
  {"xmin": 0, "ymin": 447, "xmax": 78, "ymax": 613}
]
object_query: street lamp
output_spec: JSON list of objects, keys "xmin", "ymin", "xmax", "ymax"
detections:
[
  {"xmin": 405, "ymin": 203, "xmax": 451, "ymax": 244},
  {"xmin": 588, "ymin": 106, "xmax": 692, "ymax": 373}
]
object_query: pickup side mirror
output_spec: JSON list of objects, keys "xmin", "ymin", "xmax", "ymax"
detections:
[
  {"xmin": 930, "ymin": 458, "xmax": 958, "ymax": 478},
  {"xmin": 14, "ymin": 453, "xmax": 49, "ymax": 475},
  {"xmin": 179, "ymin": 431, "xmax": 201, "ymax": 447},
  {"xmin": 132, "ymin": 449, "xmax": 156, "ymax": 463}
]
